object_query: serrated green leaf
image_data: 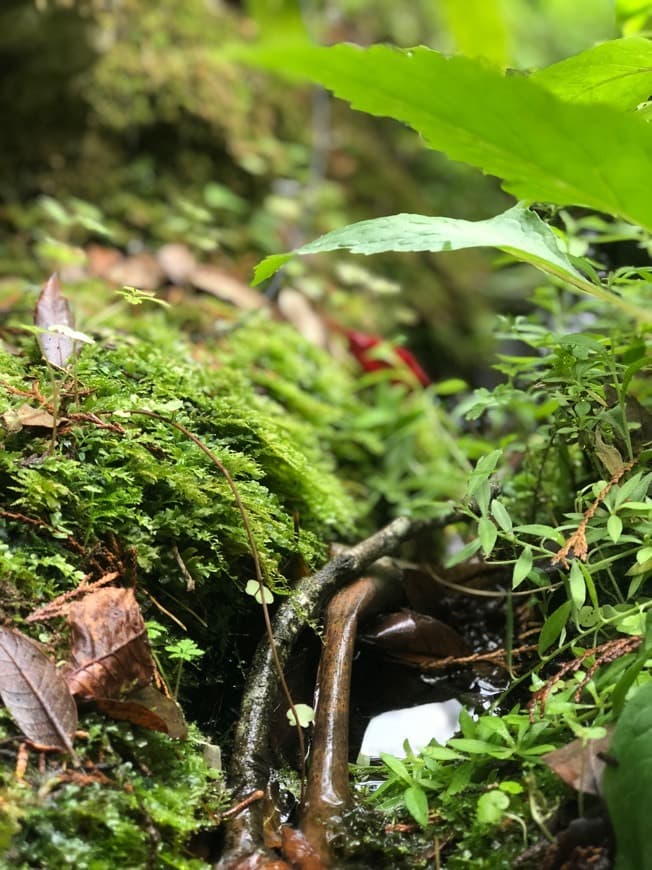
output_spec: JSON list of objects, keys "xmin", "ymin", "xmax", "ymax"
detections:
[
  {"xmin": 491, "ymin": 499, "xmax": 513, "ymax": 534},
  {"xmin": 512, "ymin": 547, "xmax": 533, "ymax": 588},
  {"xmin": 478, "ymin": 517, "xmax": 498, "ymax": 556},
  {"xmin": 533, "ymin": 37, "xmax": 652, "ymax": 109},
  {"xmin": 539, "ymin": 601, "xmax": 572, "ymax": 655},
  {"xmin": 235, "ymin": 40, "xmax": 652, "ymax": 234},
  {"xmin": 403, "ymin": 785, "xmax": 430, "ymax": 827}
]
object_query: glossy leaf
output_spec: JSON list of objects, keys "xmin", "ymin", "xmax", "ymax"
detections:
[{"xmin": 0, "ymin": 627, "xmax": 77, "ymax": 753}]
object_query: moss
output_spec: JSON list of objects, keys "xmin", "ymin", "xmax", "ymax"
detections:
[
  {"xmin": 0, "ymin": 291, "xmax": 370, "ymax": 865},
  {"xmin": 2, "ymin": 716, "xmax": 225, "ymax": 869}
]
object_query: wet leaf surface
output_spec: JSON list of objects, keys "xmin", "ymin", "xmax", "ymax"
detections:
[
  {"xmin": 362, "ymin": 609, "xmax": 470, "ymax": 659},
  {"xmin": 34, "ymin": 273, "xmax": 74, "ymax": 367},
  {"xmin": 0, "ymin": 627, "xmax": 77, "ymax": 752},
  {"xmin": 65, "ymin": 587, "xmax": 155, "ymax": 699},
  {"xmin": 95, "ymin": 684, "xmax": 188, "ymax": 738}
]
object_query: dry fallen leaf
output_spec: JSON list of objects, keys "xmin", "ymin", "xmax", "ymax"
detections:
[
  {"xmin": 34, "ymin": 273, "xmax": 74, "ymax": 367},
  {"xmin": 65, "ymin": 587, "xmax": 155, "ymax": 700},
  {"xmin": 96, "ymin": 684, "xmax": 188, "ymax": 739},
  {"xmin": 542, "ymin": 729, "xmax": 613, "ymax": 796},
  {"xmin": 157, "ymin": 243, "xmax": 197, "ymax": 284},
  {"xmin": 0, "ymin": 627, "xmax": 77, "ymax": 753},
  {"xmin": 107, "ymin": 253, "xmax": 165, "ymax": 290},
  {"xmin": 26, "ymin": 572, "xmax": 120, "ymax": 624},
  {"xmin": 276, "ymin": 288, "xmax": 327, "ymax": 347},
  {"xmin": 86, "ymin": 244, "xmax": 124, "ymax": 279},
  {"xmin": 190, "ymin": 264, "xmax": 267, "ymax": 310}
]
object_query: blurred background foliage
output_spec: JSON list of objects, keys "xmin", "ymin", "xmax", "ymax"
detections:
[{"xmin": 0, "ymin": 0, "xmax": 624, "ymax": 381}]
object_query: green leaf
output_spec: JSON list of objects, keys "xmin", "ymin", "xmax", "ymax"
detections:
[
  {"xmin": 491, "ymin": 499, "xmax": 513, "ymax": 534},
  {"xmin": 253, "ymin": 205, "xmax": 623, "ymax": 309},
  {"xmin": 532, "ymin": 37, "xmax": 652, "ymax": 109},
  {"xmin": 403, "ymin": 785, "xmax": 430, "ymax": 827},
  {"xmin": 447, "ymin": 738, "xmax": 513, "ymax": 759},
  {"xmin": 512, "ymin": 547, "xmax": 533, "ymax": 588},
  {"xmin": 252, "ymin": 253, "xmax": 293, "ymax": 286},
  {"xmin": 477, "ymin": 789, "xmax": 510, "ymax": 824},
  {"xmin": 381, "ymin": 753, "xmax": 413, "ymax": 785},
  {"xmin": 478, "ymin": 517, "xmax": 498, "ymax": 556},
  {"xmin": 423, "ymin": 745, "xmax": 464, "ymax": 761},
  {"xmin": 603, "ymin": 681, "xmax": 652, "ymax": 870},
  {"xmin": 539, "ymin": 601, "xmax": 572, "ymax": 654},
  {"xmin": 444, "ymin": 537, "xmax": 482, "ymax": 568},
  {"xmin": 244, "ymin": 579, "xmax": 274, "ymax": 605},
  {"xmin": 235, "ymin": 41, "xmax": 652, "ymax": 233},
  {"xmin": 286, "ymin": 703, "xmax": 315, "ymax": 728},
  {"xmin": 569, "ymin": 560, "xmax": 587, "ymax": 610},
  {"xmin": 513, "ymin": 524, "xmax": 565, "ymax": 545},
  {"xmin": 608, "ymin": 513, "xmax": 624, "ymax": 543}
]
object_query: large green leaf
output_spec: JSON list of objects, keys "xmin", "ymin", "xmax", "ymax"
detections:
[
  {"xmin": 252, "ymin": 204, "xmax": 638, "ymax": 313},
  {"xmin": 532, "ymin": 37, "xmax": 652, "ymax": 109},
  {"xmin": 233, "ymin": 41, "xmax": 652, "ymax": 232},
  {"xmin": 603, "ymin": 681, "xmax": 652, "ymax": 869}
]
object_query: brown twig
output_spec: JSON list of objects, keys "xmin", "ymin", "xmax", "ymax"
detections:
[
  {"xmin": 218, "ymin": 513, "xmax": 458, "ymax": 867},
  {"xmin": 300, "ymin": 566, "xmax": 404, "ymax": 863}
]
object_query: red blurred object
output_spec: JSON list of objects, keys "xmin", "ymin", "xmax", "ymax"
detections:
[{"xmin": 344, "ymin": 328, "xmax": 431, "ymax": 387}]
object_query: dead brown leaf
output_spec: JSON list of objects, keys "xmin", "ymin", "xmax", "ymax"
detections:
[
  {"xmin": 107, "ymin": 253, "xmax": 164, "ymax": 290},
  {"xmin": 65, "ymin": 587, "xmax": 155, "ymax": 700},
  {"xmin": 0, "ymin": 627, "xmax": 77, "ymax": 753},
  {"xmin": 95, "ymin": 684, "xmax": 188, "ymax": 739},
  {"xmin": 276, "ymin": 289, "xmax": 327, "ymax": 347},
  {"xmin": 157, "ymin": 243, "xmax": 197, "ymax": 284},
  {"xmin": 26, "ymin": 572, "xmax": 120, "ymax": 624},
  {"xmin": 34, "ymin": 273, "xmax": 74, "ymax": 367},
  {"xmin": 542, "ymin": 728, "xmax": 614, "ymax": 796},
  {"xmin": 191, "ymin": 264, "xmax": 266, "ymax": 310},
  {"xmin": 86, "ymin": 244, "xmax": 124, "ymax": 279}
]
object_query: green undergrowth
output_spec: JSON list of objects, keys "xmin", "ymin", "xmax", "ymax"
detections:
[
  {"xmin": 0, "ymin": 279, "xmax": 468, "ymax": 865},
  {"xmin": 0, "ymin": 710, "xmax": 226, "ymax": 870}
]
